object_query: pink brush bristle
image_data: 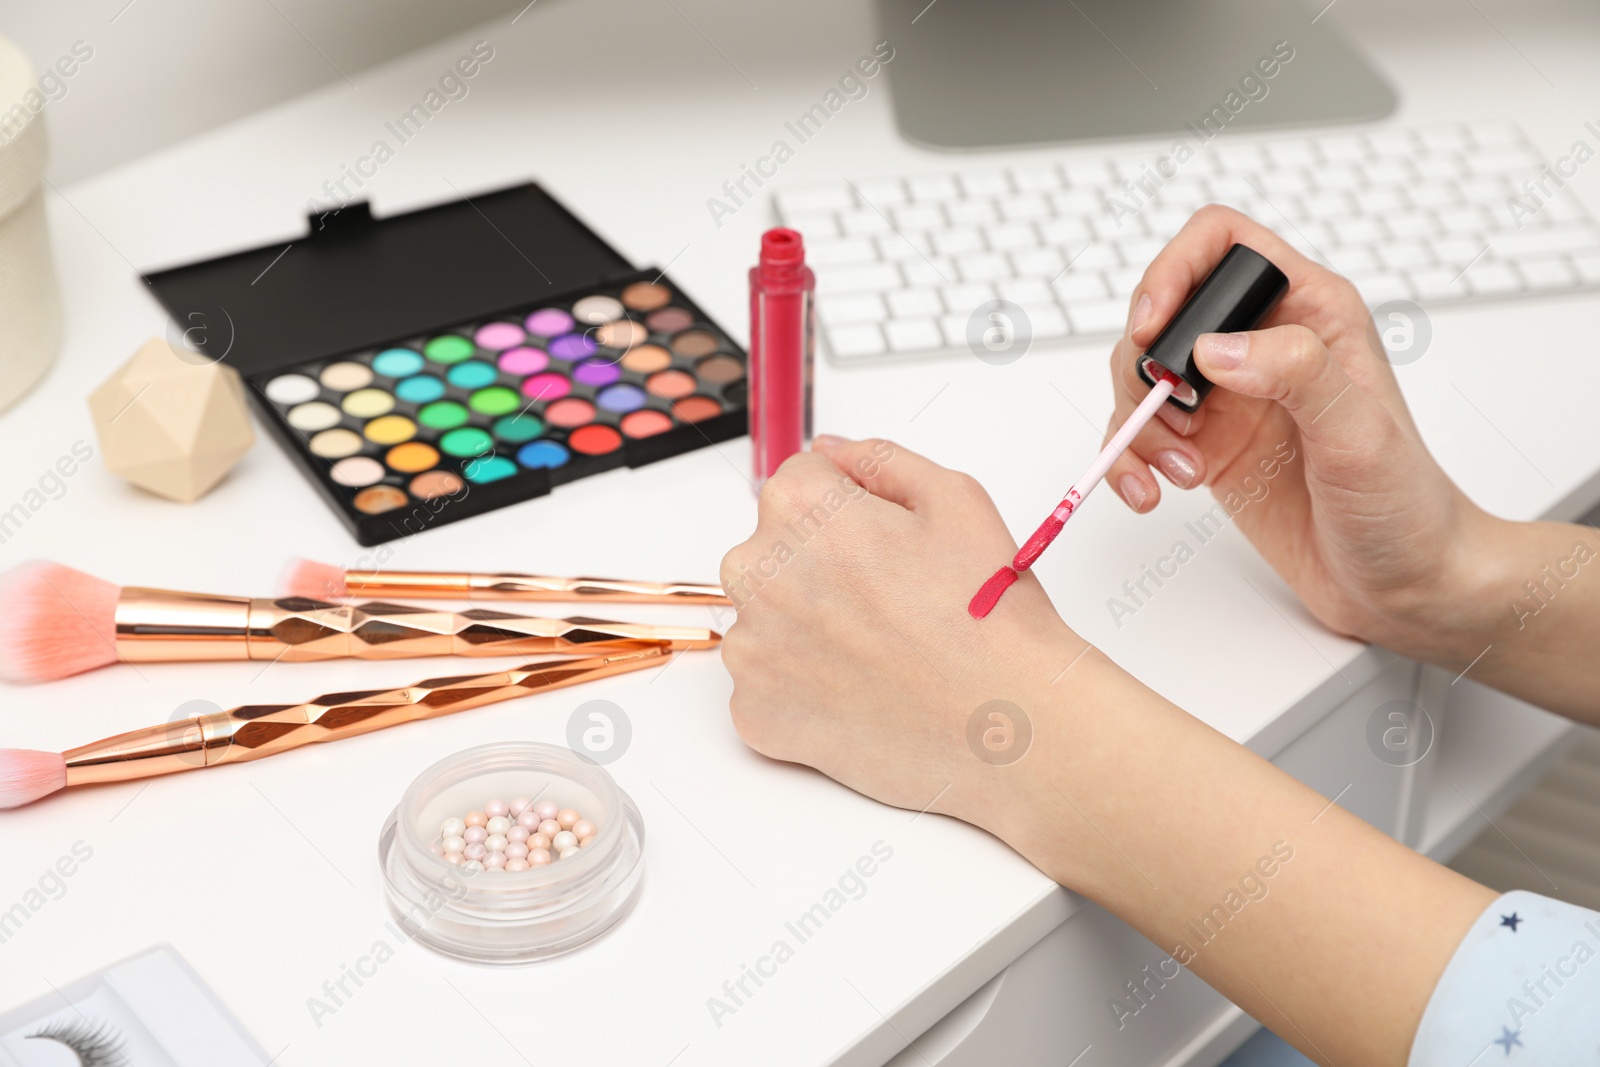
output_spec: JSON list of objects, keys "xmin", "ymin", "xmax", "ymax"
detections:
[
  {"xmin": 279, "ymin": 558, "xmax": 348, "ymax": 600},
  {"xmin": 0, "ymin": 561, "xmax": 120, "ymax": 683},
  {"xmin": 0, "ymin": 749, "xmax": 68, "ymax": 808}
]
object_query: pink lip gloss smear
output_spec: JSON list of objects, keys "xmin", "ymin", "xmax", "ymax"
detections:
[{"xmin": 749, "ymin": 228, "xmax": 816, "ymax": 488}]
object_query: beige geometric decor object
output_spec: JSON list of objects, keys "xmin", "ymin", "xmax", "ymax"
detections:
[
  {"xmin": 88, "ymin": 337, "xmax": 256, "ymax": 503},
  {"xmin": 0, "ymin": 34, "xmax": 63, "ymax": 413}
]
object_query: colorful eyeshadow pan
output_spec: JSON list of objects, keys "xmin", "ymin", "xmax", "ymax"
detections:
[
  {"xmin": 597, "ymin": 383, "xmax": 646, "ymax": 413},
  {"xmin": 330, "ymin": 456, "xmax": 385, "ymax": 487},
  {"xmin": 596, "ymin": 320, "xmax": 646, "ymax": 348},
  {"xmin": 568, "ymin": 423, "xmax": 622, "ymax": 456},
  {"xmin": 474, "ymin": 322, "xmax": 524, "ymax": 350},
  {"xmin": 425, "ymin": 335, "xmax": 475, "ymax": 364},
  {"xmin": 672, "ymin": 396, "xmax": 722, "ymax": 423},
  {"xmin": 354, "ymin": 485, "xmax": 408, "ymax": 514},
  {"xmin": 386, "ymin": 441, "xmax": 439, "ymax": 472},
  {"xmin": 521, "ymin": 372, "xmax": 571, "ymax": 401},
  {"xmin": 310, "ymin": 428, "xmax": 363, "ymax": 458},
  {"xmin": 396, "ymin": 375, "xmax": 446, "ymax": 403},
  {"xmin": 446, "ymin": 361, "xmax": 498, "ymax": 389},
  {"xmin": 320, "ymin": 361, "xmax": 373, "ymax": 391},
  {"xmin": 620, "ymin": 344, "xmax": 672, "ymax": 373},
  {"xmin": 697, "ymin": 354, "xmax": 745, "ymax": 384},
  {"xmin": 470, "ymin": 386, "xmax": 521, "ymax": 416},
  {"xmin": 573, "ymin": 358, "xmax": 622, "ymax": 387},
  {"xmin": 646, "ymin": 369, "xmax": 696, "ymax": 399},
  {"xmin": 266, "ymin": 374, "xmax": 320, "ymax": 404},
  {"xmin": 525, "ymin": 308, "xmax": 574, "ymax": 335},
  {"xmin": 249, "ymin": 270, "xmax": 746, "ymax": 546},
  {"xmin": 516, "ymin": 440, "xmax": 569, "ymax": 469},
  {"xmin": 410, "ymin": 470, "xmax": 465, "ymax": 499},
  {"xmin": 545, "ymin": 397, "xmax": 595, "ymax": 428},
  {"xmin": 440, "ymin": 426, "xmax": 494, "ymax": 458},
  {"xmin": 646, "ymin": 307, "xmax": 693, "ymax": 333},
  {"xmin": 621, "ymin": 281, "xmax": 671, "ymax": 310},
  {"xmin": 364, "ymin": 415, "xmax": 416, "ymax": 445},
  {"xmin": 493, "ymin": 413, "xmax": 544, "ymax": 442},
  {"xmin": 572, "ymin": 295, "xmax": 624, "ymax": 324},
  {"xmin": 418, "ymin": 401, "xmax": 469, "ymax": 429},
  {"xmin": 288, "ymin": 401, "xmax": 342, "ymax": 431},
  {"xmin": 343, "ymin": 389, "xmax": 395, "ymax": 418},
  {"xmin": 549, "ymin": 334, "xmax": 596, "ymax": 360},
  {"xmin": 672, "ymin": 330, "xmax": 719, "ymax": 358},
  {"xmin": 621, "ymin": 409, "xmax": 673, "ymax": 438},
  {"xmin": 498, "ymin": 347, "xmax": 549, "ymax": 375},
  {"xmin": 466, "ymin": 455, "xmax": 518, "ymax": 483},
  {"xmin": 373, "ymin": 349, "xmax": 425, "ymax": 377}
]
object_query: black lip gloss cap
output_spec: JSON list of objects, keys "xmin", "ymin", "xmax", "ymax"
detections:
[{"xmin": 1135, "ymin": 244, "xmax": 1289, "ymax": 412}]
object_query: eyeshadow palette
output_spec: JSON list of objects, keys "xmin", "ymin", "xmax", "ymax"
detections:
[
  {"xmin": 143, "ymin": 183, "xmax": 748, "ymax": 544},
  {"xmin": 253, "ymin": 270, "xmax": 745, "ymax": 542}
]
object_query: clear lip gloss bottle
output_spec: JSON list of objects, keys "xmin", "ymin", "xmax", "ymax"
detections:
[{"xmin": 748, "ymin": 227, "xmax": 815, "ymax": 488}]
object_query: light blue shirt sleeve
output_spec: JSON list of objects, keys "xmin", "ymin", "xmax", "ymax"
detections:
[{"xmin": 1409, "ymin": 889, "xmax": 1600, "ymax": 1065}]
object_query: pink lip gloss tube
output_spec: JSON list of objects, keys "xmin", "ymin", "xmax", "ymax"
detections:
[{"xmin": 748, "ymin": 227, "xmax": 815, "ymax": 488}]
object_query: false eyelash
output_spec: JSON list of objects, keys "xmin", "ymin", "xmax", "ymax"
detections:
[{"xmin": 25, "ymin": 1017, "xmax": 130, "ymax": 1067}]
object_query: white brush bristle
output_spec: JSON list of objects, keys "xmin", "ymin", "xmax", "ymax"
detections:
[
  {"xmin": 0, "ymin": 749, "xmax": 68, "ymax": 808},
  {"xmin": 0, "ymin": 561, "xmax": 120, "ymax": 683},
  {"xmin": 279, "ymin": 558, "xmax": 348, "ymax": 600}
]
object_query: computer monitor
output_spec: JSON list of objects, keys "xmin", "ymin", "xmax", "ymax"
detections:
[{"xmin": 878, "ymin": 0, "xmax": 1397, "ymax": 149}]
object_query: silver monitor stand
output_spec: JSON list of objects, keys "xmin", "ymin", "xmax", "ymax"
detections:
[{"xmin": 879, "ymin": 0, "xmax": 1397, "ymax": 149}]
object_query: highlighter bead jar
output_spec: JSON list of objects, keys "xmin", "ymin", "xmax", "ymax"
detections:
[{"xmin": 379, "ymin": 742, "xmax": 643, "ymax": 963}]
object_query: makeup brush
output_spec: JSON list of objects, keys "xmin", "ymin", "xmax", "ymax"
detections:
[
  {"xmin": 281, "ymin": 558, "xmax": 731, "ymax": 605},
  {"xmin": 0, "ymin": 561, "xmax": 719, "ymax": 684},
  {"xmin": 0, "ymin": 646, "xmax": 667, "ymax": 809}
]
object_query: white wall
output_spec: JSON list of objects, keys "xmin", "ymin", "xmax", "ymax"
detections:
[{"xmin": 0, "ymin": 0, "xmax": 526, "ymax": 183}]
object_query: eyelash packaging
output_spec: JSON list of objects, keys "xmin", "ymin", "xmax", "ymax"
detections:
[
  {"xmin": 378, "ymin": 742, "xmax": 645, "ymax": 963},
  {"xmin": 143, "ymin": 184, "xmax": 748, "ymax": 545}
]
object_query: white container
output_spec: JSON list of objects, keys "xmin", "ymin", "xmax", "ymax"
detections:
[{"xmin": 0, "ymin": 35, "xmax": 62, "ymax": 413}]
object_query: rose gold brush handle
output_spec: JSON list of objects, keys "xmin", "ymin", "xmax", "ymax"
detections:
[
  {"xmin": 115, "ymin": 589, "xmax": 719, "ymax": 662},
  {"xmin": 339, "ymin": 570, "xmax": 731, "ymax": 604},
  {"xmin": 62, "ymin": 646, "xmax": 668, "ymax": 787}
]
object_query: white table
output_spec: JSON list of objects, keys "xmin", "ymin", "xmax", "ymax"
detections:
[{"xmin": 3, "ymin": 1, "xmax": 1597, "ymax": 1064}]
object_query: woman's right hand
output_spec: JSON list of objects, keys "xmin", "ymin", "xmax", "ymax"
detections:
[{"xmin": 1102, "ymin": 205, "xmax": 1504, "ymax": 665}]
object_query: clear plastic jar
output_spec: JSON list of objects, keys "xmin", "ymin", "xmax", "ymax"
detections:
[{"xmin": 378, "ymin": 741, "xmax": 644, "ymax": 964}]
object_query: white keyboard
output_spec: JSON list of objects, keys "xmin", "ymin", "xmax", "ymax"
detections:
[{"xmin": 773, "ymin": 120, "xmax": 1600, "ymax": 362}]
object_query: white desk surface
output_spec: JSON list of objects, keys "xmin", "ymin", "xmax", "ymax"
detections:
[{"xmin": 4, "ymin": 1, "xmax": 1600, "ymax": 1064}]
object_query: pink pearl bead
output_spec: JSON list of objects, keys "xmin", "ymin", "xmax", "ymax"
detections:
[
  {"xmin": 428, "ymin": 841, "xmax": 445, "ymax": 856},
  {"xmin": 517, "ymin": 811, "xmax": 541, "ymax": 831},
  {"xmin": 505, "ymin": 858, "xmax": 529, "ymax": 871},
  {"xmin": 485, "ymin": 799, "xmax": 509, "ymax": 819},
  {"xmin": 556, "ymin": 808, "xmax": 580, "ymax": 830},
  {"xmin": 444, "ymin": 852, "xmax": 464, "ymax": 865},
  {"xmin": 538, "ymin": 819, "xmax": 560, "ymax": 838},
  {"xmin": 464, "ymin": 842, "xmax": 487, "ymax": 861},
  {"xmin": 505, "ymin": 841, "xmax": 529, "ymax": 860},
  {"xmin": 508, "ymin": 825, "xmax": 530, "ymax": 843},
  {"xmin": 571, "ymin": 819, "xmax": 596, "ymax": 840},
  {"xmin": 530, "ymin": 833, "xmax": 551, "ymax": 850},
  {"xmin": 485, "ymin": 851, "xmax": 507, "ymax": 869},
  {"xmin": 465, "ymin": 811, "xmax": 487, "ymax": 828},
  {"xmin": 534, "ymin": 800, "xmax": 559, "ymax": 821},
  {"xmin": 464, "ymin": 826, "xmax": 487, "ymax": 844},
  {"xmin": 510, "ymin": 796, "xmax": 532, "ymax": 816},
  {"xmin": 529, "ymin": 848, "xmax": 552, "ymax": 866}
]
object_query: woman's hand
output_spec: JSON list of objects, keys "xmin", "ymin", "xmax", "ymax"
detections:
[
  {"xmin": 1103, "ymin": 205, "xmax": 1504, "ymax": 665},
  {"xmin": 718, "ymin": 438, "xmax": 1083, "ymax": 827}
]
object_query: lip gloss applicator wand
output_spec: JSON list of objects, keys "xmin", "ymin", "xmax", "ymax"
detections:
[{"xmin": 969, "ymin": 244, "xmax": 1289, "ymax": 619}]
